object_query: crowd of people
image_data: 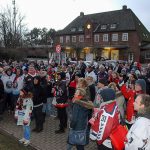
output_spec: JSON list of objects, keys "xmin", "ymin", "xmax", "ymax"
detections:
[{"xmin": 0, "ymin": 59, "xmax": 150, "ymax": 150}]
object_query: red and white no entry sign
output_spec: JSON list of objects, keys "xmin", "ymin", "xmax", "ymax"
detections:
[{"xmin": 56, "ymin": 45, "xmax": 61, "ymax": 53}]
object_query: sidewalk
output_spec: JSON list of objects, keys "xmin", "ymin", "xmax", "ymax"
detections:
[{"xmin": 0, "ymin": 113, "xmax": 97, "ymax": 150}]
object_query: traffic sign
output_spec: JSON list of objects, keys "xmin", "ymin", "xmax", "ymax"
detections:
[{"xmin": 56, "ymin": 45, "xmax": 61, "ymax": 53}]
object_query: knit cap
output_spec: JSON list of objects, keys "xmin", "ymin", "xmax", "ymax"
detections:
[{"xmin": 99, "ymin": 88, "xmax": 116, "ymax": 102}]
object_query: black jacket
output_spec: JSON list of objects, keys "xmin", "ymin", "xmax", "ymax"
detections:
[
  {"xmin": 56, "ymin": 80, "xmax": 68, "ymax": 104},
  {"xmin": 32, "ymin": 84, "xmax": 44, "ymax": 106}
]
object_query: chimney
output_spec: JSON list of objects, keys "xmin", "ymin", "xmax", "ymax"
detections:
[
  {"xmin": 122, "ymin": 5, "xmax": 127, "ymax": 10},
  {"xmin": 80, "ymin": 12, "xmax": 84, "ymax": 17}
]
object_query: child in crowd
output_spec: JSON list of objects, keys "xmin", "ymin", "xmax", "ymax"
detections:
[{"xmin": 15, "ymin": 89, "xmax": 33, "ymax": 146}]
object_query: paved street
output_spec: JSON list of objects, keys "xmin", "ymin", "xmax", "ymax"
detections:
[{"xmin": 0, "ymin": 113, "xmax": 97, "ymax": 150}]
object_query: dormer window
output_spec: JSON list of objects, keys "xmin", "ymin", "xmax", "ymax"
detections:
[
  {"xmin": 71, "ymin": 28, "xmax": 76, "ymax": 32},
  {"xmin": 110, "ymin": 24, "xmax": 117, "ymax": 29},
  {"xmin": 101, "ymin": 25, "xmax": 107, "ymax": 29},
  {"xmin": 78, "ymin": 27, "xmax": 83, "ymax": 31}
]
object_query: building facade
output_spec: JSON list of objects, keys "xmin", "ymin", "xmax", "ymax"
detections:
[{"xmin": 55, "ymin": 5, "xmax": 150, "ymax": 63}]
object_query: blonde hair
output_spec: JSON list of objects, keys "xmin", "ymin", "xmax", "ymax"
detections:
[{"xmin": 77, "ymin": 78, "xmax": 88, "ymax": 88}]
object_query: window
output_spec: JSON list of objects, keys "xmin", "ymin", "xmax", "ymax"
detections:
[
  {"xmin": 71, "ymin": 28, "xmax": 76, "ymax": 32},
  {"xmin": 66, "ymin": 36, "xmax": 70, "ymax": 43},
  {"xmin": 72, "ymin": 36, "xmax": 76, "ymax": 42},
  {"xmin": 94, "ymin": 34, "xmax": 99, "ymax": 42},
  {"xmin": 79, "ymin": 35, "xmax": 84, "ymax": 42},
  {"xmin": 122, "ymin": 33, "xmax": 128, "ymax": 41},
  {"xmin": 112, "ymin": 34, "xmax": 118, "ymax": 41},
  {"xmin": 60, "ymin": 36, "xmax": 63, "ymax": 43},
  {"xmin": 101, "ymin": 25, "xmax": 107, "ymax": 29},
  {"xmin": 110, "ymin": 24, "xmax": 117, "ymax": 29},
  {"xmin": 78, "ymin": 27, "xmax": 83, "ymax": 31},
  {"xmin": 103, "ymin": 34, "xmax": 108, "ymax": 41},
  {"xmin": 145, "ymin": 52, "xmax": 150, "ymax": 59}
]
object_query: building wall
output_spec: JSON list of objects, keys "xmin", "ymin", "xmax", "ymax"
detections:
[{"xmin": 56, "ymin": 30, "xmax": 140, "ymax": 61}]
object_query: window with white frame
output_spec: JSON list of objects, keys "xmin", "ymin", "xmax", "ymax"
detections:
[
  {"xmin": 103, "ymin": 34, "xmax": 108, "ymax": 41},
  {"xmin": 112, "ymin": 34, "xmax": 118, "ymax": 41},
  {"xmin": 72, "ymin": 36, "xmax": 76, "ymax": 42},
  {"xmin": 79, "ymin": 35, "xmax": 84, "ymax": 42},
  {"xmin": 66, "ymin": 36, "xmax": 70, "ymax": 43},
  {"xmin": 122, "ymin": 33, "xmax": 128, "ymax": 41},
  {"xmin": 110, "ymin": 24, "xmax": 117, "ymax": 29},
  {"xmin": 101, "ymin": 25, "xmax": 107, "ymax": 29},
  {"xmin": 60, "ymin": 36, "xmax": 63, "ymax": 43},
  {"xmin": 71, "ymin": 28, "xmax": 76, "ymax": 32},
  {"xmin": 94, "ymin": 34, "xmax": 99, "ymax": 42}
]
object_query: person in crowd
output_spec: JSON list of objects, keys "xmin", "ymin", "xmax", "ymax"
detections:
[
  {"xmin": 90, "ymin": 88, "xmax": 120, "ymax": 150},
  {"xmin": 119, "ymin": 78, "xmax": 146, "ymax": 129},
  {"xmin": 68, "ymin": 78, "xmax": 93, "ymax": 150},
  {"xmin": 0, "ymin": 77, "xmax": 5, "ymax": 121},
  {"xmin": 125, "ymin": 94, "xmax": 150, "ymax": 150},
  {"xmin": 46, "ymin": 75, "xmax": 56, "ymax": 117},
  {"xmin": 97, "ymin": 65, "xmax": 108, "ymax": 82},
  {"xmin": 85, "ymin": 65, "xmax": 97, "ymax": 83},
  {"xmin": 79, "ymin": 59, "xmax": 86, "ymax": 78},
  {"xmin": 32, "ymin": 76, "xmax": 44, "ymax": 133},
  {"xmin": 1, "ymin": 66, "xmax": 16, "ymax": 113},
  {"xmin": 12, "ymin": 67, "xmax": 24, "ymax": 113},
  {"xmin": 62, "ymin": 63, "xmax": 70, "ymax": 86},
  {"xmin": 108, "ymin": 71, "xmax": 119, "ymax": 85},
  {"xmin": 67, "ymin": 72, "xmax": 81, "ymax": 122},
  {"xmin": 15, "ymin": 89, "xmax": 33, "ymax": 146},
  {"xmin": 39, "ymin": 70, "xmax": 47, "ymax": 122},
  {"xmin": 55, "ymin": 72, "xmax": 68, "ymax": 134}
]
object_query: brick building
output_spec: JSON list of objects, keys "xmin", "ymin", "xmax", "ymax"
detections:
[{"xmin": 55, "ymin": 5, "xmax": 150, "ymax": 63}]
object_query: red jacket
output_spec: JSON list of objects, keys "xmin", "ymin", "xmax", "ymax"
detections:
[
  {"xmin": 120, "ymin": 84, "xmax": 144, "ymax": 122},
  {"xmin": 90, "ymin": 101, "xmax": 120, "ymax": 145}
]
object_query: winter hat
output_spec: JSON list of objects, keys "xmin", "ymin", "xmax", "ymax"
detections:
[
  {"xmin": 58, "ymin": 72, "xmax": 66, "ymax": 80},
  {"xmin": 98, "ymin": 79, "xmax": 108, "ymax": 86},
  {"xmin": 99, "ymin": 88, "xmax": 116, "ymax": 102},
  {"xmin": 135, "ymin": 79, "xmax": 146, "ymax": 92}
]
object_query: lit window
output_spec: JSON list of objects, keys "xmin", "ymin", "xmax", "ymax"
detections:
[
  {"xmin": 103, "ymin": 34, "xmax": 108, "ymax": 41},
  {"xmin": 110, "ymin": 24, "xmax": 117, "ymax": 29},
  {"xmin": 60, "ymin": 36, "xmax": 63, "ymax": 43},
  {"xmin": 66, "ymin": 36, "xmax": 70, "ymax": 43},
  {"xmin": 122, "ymin": 33, "xmax": 128, "ymax": 41},
  {"xmin": 112, "ymin": 34, "xmax": 118, "ymax": 41},
  {"xmin": 101, "ymin": 25, "xmax": 107, "ymax": 29},
  {"xmin": 72, "ymin": 36, "xmax": 76, "ymax": 42},
  {"xmin": 79, "ymin": 35, "xmax": 84, "ymax": 42},
  {"xmin": 94, "ymin": 34, "xmax": 99, "ymax": 42}
]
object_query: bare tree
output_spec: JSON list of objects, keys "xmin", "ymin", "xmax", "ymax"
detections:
[{"xmin": 0, "ymin": 4, "xmax": 27, "ymax": 48}]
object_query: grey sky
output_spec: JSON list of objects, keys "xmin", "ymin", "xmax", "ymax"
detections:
[{"xmin": 0, "ymin": 0, "xmax": 150, "ymax": 31}]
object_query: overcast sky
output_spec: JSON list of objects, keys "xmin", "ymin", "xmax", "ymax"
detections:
[{"xmin": 0, "ymin": 0, "xmax": 150, "ymax": 31}]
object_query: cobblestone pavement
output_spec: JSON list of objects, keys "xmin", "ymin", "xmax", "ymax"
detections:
[{"xmin": 0, "ymin": 113, "xmax": 97, "ymax": 150}]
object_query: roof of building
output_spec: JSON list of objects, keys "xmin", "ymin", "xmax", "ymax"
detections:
[{"xmin": 57, "ymin": 6, "xmax": 150, "ymax": 42}]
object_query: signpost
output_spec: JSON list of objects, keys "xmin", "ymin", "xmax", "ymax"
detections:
[{"xmin": 56, "ymin": 45, "xmax": 61, "ymax": 65}]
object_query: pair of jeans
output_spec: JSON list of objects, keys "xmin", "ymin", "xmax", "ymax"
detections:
[
  {"xmin": 23, "ymin": 125, "xmax": 30, "ymax": 140},
  {"xmin": 42, "ymin": 97, "xmax": 57, "ymax": 116}
]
